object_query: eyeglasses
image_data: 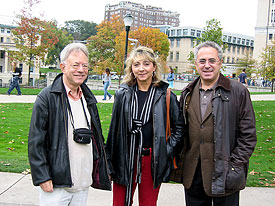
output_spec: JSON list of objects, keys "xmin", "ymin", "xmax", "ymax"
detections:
[
  {"xmin": 65, "ymin": 63, "xmax": 89, "ymax": 70},
  {"xmin": 197, "ymin": 58, "xmax": 219, "ymax": 65}
]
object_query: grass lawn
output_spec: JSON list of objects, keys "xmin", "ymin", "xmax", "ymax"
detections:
[{"xmin": 0, "ymin": 101, "xmax": 274, "ymax": 187}]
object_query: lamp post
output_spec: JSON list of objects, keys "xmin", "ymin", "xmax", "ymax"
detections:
[{"xmin": 123, "ymin": 14, "xmax": 133, "ymax": 70}]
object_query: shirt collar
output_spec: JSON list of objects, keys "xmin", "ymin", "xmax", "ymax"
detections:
[{"xmin": 63, "ymin": 79, "xmax": 83, "ymax": 101}]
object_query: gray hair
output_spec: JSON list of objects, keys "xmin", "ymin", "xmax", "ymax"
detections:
[
  {"xmin": 194, "ymin": 41, "xmax": 223, "ymax": 61},
  {"xmin": 60, "ymin": 43, "xmax": 88, "ymax": 63}
]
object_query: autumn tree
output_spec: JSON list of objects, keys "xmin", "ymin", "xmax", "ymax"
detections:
[
  {"xmin": 235, "ymin": 51, "xmax": 256, "ymax": 78},
  {"xmin": 87, "ymin": 14, "xmax": 124, "ymax": 74},
  {"xmin": 260, "ymin": 40, "xmax": 275, "ymax": 92},
  {"xmin": 63, "ymin": 20, "xmax": 97, "ymax": 41},
  {"xmin": 9, "ymin": 0, "xmax": 59, "ymax": 84},
  {"xmin": 114, "ymin": 26, "xmax": 170, "ymax": 76}
]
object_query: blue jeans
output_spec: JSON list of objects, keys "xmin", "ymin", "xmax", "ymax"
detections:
[
  {"xmin": 168, "ymin": 80, "xmax": 174, "ymax": 88},
  {"xmin": 7, "ymin": 76, "xmax": 21, "ymax": 95},
  {"xmin": 103, "ymin": 81, "xmax": 112, "ymax": 100}
]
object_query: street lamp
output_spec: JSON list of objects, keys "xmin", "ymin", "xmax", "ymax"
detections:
[{"xmin": 123, "ymin": 14, "xmax": 133, "ymax": 69}]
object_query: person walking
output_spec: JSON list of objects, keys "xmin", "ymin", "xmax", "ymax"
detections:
[
  {"xmin": 172, "ymin": 41, "xmax": 257, "ymax": 206},
  {"xmin": 238, "ymin": 69, "xmax": 248, "ymax": 86},
  {"xmin": 7, "ymin": 67, "xmax": 22, "ymax": 95},
  {"xmin": 167, "ymin": 68, "xmax": 175, "ymax": 88},
  {"xmin": 106, "ymin": 46, "xmax": 184, "ymax": 206},
  {"xmin": 28, "ymin": 43, "xmax": 111, "ymax": 206},
  {"xmin": 102, "ymin": 68, "xmax": 112, "ymax": 100}
]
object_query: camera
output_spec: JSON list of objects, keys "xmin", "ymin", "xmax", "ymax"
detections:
[{"xmin": 73, "ymin": 128, "xmax": 93, "ymax": 144}]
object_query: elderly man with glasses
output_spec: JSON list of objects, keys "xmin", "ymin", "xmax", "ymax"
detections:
[
  {"xmin": 171, "ymin": 41, "xmax": 257, "ymax": 206},
  {"xmin": 28, "ymin": 43, "xmax": 111, "ymax": 205}
]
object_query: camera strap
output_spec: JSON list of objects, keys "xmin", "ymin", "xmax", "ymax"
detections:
[{"xmin": 67, "ymin": 97, "xmax": 91, "ymax": 130}]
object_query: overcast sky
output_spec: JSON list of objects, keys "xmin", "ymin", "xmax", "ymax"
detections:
[{"xmin": 1, "ymin": 0, "xmax": 258, "ymax": 36}]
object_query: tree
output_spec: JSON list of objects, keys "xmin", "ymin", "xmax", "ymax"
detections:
[
  {"xmin": 45, "ymin": 25, "xmax": 74, "ymax": 66},
  {"xmin": 235, "ymin": 51, "xmax": 256, "ymax": 78},
  {"xmin": 114, "ymin": 26, "xmax": 170, "ymax": 77},
  {"xmin": 9, "ymin": 0, "xmax": 59, "ymax": 84},
  {"xmin": 87, "ymin": 15, "xmax": 124, "ymax": 74},
  {"xmin": 63, "ymin": 20, "xmax": 97, "ymax": 41},
  {"xmin": 196, "ymin": 18, "xmax": 224, "ymax": 47},
  {"xmin": 260, "ymin": 40, "xmax": 275, "ymax": 92}
]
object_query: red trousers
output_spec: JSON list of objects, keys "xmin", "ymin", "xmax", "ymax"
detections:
[{"xmin": 113, "ymin": 154, "xmax": 160, "ymax": 206}]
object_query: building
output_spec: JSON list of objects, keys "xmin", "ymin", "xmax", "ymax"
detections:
[
  {"xmin": 253, "ymin": 0, "xmax": 275, "ymax": 62},
  {"xmin": 153, "ymin": 26, "xmax": 254, "ymax": 78},
  {"xmin": 0, "ymin": 16, "xmax": 40, "ymax": 87},
  {"xmin": 104, "ymin": 1, "xmax": 180, "ymax": 28}
]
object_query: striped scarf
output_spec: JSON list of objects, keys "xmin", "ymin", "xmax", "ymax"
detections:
[{"xmin": 125, "ymin": 84, "xmax": 156, "ymax": 206}]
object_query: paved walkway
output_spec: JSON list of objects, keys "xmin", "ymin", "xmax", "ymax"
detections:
[
  {"xmin": 0, "ymin": 172, "xmax": 274, "ymax": 206},
  {"xmin": 0, "ymin": 93, "xmax": 275, "ymax": 103}
]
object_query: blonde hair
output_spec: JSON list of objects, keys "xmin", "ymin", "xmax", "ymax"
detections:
[{"xmin": 122, "ymin": 46, "xmax": 163, "ymax": 86}]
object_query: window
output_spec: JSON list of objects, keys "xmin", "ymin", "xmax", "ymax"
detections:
[
  {"xmin": 176, "ymin": 39, "xmax": 180, "ymax": 47},
  {"xmin": 227, "ymin": 45, "xmax": 231, "ymax": 52},
  {"xmin": 197, "ymin": 30, "xmax": 201, "ymax": 37},
  {"xmin": 0, "ymin": 66, "xmax": 2, "ymax": 73},
  {"xmin": 176, "ymin": 52, "xmax": 179, "ymax": 61},
  {"xmin": 246, "ymin": 40, "xmax": 250, "ymax": 46},
  {"xmin": 191, "ymin": 29, "xmax": 195, "ymax": 36},
  {"xmin": 171, "ymin": 30, "xmax": 175, "ymax": 36},
  {"xmin": 223, "ymin": 35, "xmax": 227, "ymax": 41},
  {"xmin": 183, "ymin": 29, "xmax": 188, "ymax": 35},
  {"xmin": 237, "ymin": 38, "xmax": 241, "ymax": 44},
  {"xmin": 232, "ymin": 58, "xmax": 235, "ymax": 64},
  {"xmin": 228, "ymin": 36, "xmax": 232, "ymax": 42},
  {"xmin": 233, "ymin": 37, "xmax": 236, "ymax": 44},
  {"xmin": 237, "ymin": 46, "xmax": 240, "ymax": 54},
  {"xmin": 269, "ymin": 33, "xmax": 273, "ymax": 40},
  {"xmin": 227, "ymin": 57, "xmax": 230, "ymax": 63},
  {"xmin": 1, "ymin": 29, "xmax": 4, "ymax": 33},
  {"xmin": 170, "ymin": 39, "xmax": 174, "ymax": 47},
  {"xmin": 177, "ymin": 29, "xmax": 182, "ymax": 36},
  {"xmin": 0, "ymin": 51, "xmax": 4, "ymax": 59},
  {"xmin": 233, "ymin": 46, "xmax": 236, "ymax": 53},
  {"xmin": 170, "ymin": 52, "xmax": 173, "ymax": 61},
  {"xmin": 242, "ymin": 39, "xmax": 245, "ymax": 45},
  {"xmin": 7, "ymin": 29, "xmax": 10, "ymax": 34},
  {"xmin": 0, "ymin": 37, "xmax": 3, "ymax": 42}
]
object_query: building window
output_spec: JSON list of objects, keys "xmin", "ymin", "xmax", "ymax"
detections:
[
  {"xmin": 176, "ymin": 39, "xmax": 180, "ymax": 47},
  {"xmin": 7, "ymin": 29, "xmax": 10, "ymax": 34},
  {"xmin": 269, "ymin": 33, "xmax": 273, "ymax": 40},
  {"xmin": 0, "ymin": 51, "xmax": 4, "ymax": 58},
  {"xmin": 176, "ymin": 52, "xmax": 179, "ymax": 61},
  {"xmin": 183, "ymin": 29, "xmax": 188, "ymax": 35},
  {"xmin": 242, "ymin": 39, "xmax": 245, "ymax": 45},
  {"xmin": 228, "ymin": 36, "xmax": 232, "ymax": 42},
  {"xmin": 0, "ymin": 37, "xmax": 3, "ymax": 42},
  {"xmin": 170, "ymin": 52, "xmax": 173, "ymax": 61},
  {"xmin": 232, "ymin": 58, "xmax": 235, "ymax": 64},
  {"xmin": 0, "ymin": 66, "xmax": 2, "ymax": 73},
  {"xmin": 177, "ymin": 29, "xmax": 181, "ymax": 36},
  {"xmin": 227, "ymin": 45, "xmax": 231, "ymax": 52},
  {"xmin": 223, "ymin": 35, "xmax": 227, "ymax": 41},
  {"xmin": 171, "ymin": 30, "xmax": 175, "ymax": 36},
  {"xmin": 197, "ymin": 30, "xmax": 201, "ymax": 37},
  {"xmin": 227, "ymin": 57, "xmax": 230, "ymax": 63},
  {"xmin": 233, "ymin": 46, "xmax": 236, "ymax": 53},
  {"xmin": 237, "ymin": 38, "xmax": 241, "ymax": 44},
  {"xmin": 170, "ymin": 39, "xmax": 174, "ymax": 47},
  {"xmin": 233, "ymin": 37, "xmax": 236, "ymax": 44},
  {"xmin": 191, "ymin": 29, "xmax": 195, "ymax": 36},
  {"xmin": 1, "ymin": 29, "xmax": 4, "ymax": 33},
  {"xmin": 237, "ymin": 46, "xmax": 240, "ymax": 54}
]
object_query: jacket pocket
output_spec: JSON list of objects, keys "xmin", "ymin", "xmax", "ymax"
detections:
[{"xmin": 225, "ymin": 162, "xmax": 246, "ymax": 191}]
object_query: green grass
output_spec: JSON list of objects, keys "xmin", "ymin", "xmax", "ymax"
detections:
[{"xmin": 0, "ymin": 101, "xmax": 274, "ymax": 187}]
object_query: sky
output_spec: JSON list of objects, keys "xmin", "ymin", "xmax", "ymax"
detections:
[{"xmin": 1, "ymin": 0, "xmax": 258, "ymax": 36}]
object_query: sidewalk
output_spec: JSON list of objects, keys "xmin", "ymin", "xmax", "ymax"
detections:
[{"xmin": 0, "ymin": 172, "xmax": 274, "ymax": 206}]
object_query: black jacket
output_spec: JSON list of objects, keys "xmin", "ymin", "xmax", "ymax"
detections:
[
  {"xmin": 180, "ymin": 74, "xmax": 257, "ymax": 195},
  {"xmin": 28, "ymin": 73, "xmax": 111, "ymax": 191},
  {"xmin": 106, "ymin": 81, "xmax": 184, "ymax": 188}
]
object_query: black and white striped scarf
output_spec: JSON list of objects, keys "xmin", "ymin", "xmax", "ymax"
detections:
[{"xmin": 125, "ymin": 84, "xmax": 156, "ymax": 206}]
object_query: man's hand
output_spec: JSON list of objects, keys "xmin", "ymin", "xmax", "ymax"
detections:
[{"xmin": 39, "ymin": 180, "xmax": 53, "ymax": 193}]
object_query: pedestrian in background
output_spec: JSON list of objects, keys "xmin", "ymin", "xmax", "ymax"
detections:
[
  {"xmin": 102, "ymin": 68, "xmax": 112, "ymax": 100},
  {"xmin": 172, "ymin": 41, "xmax": 257, "ymax": 206},
  {"xmin": 28, "ymin": 43, "xmax": 111, "ymax": 206},
  {"xmin": 238, "ymin": 69, "xmax": 248, "ymax": 86},
  {"xmin": 106, "ymin": 46, "xmax": 184, "ymax": 206},
  {"xmin": 7, "ymin": 67, "xmax": 22, "ymax": 95},
  {"xmin": 167, "ymin": 68, "xmax": 175, "ymax": 88}
]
